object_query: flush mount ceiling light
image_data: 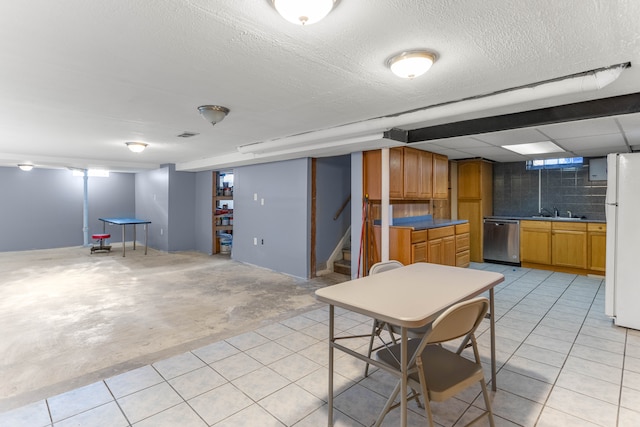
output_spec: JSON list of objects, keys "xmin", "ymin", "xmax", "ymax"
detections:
[
  {"xmin": 197, "ymin": 105, "xmax": 230, "ymax": 126},
  {"xmin": 387, "ymin": 50, "xmax": 436, "ymax": 79},
  {"xmin": 18, "ymin": 163, "xmax": 34, "ymax": 171},
  {"xmin": 502, "ymin": 141, "xmax": 565, "ymax": 155},
  {"xmin": 271, "ymin": 0, "xmax": 337, "ymax": 25},
  {"xmin": 125, "ymin": 142, "xmax": 148, "ymax": 153}
]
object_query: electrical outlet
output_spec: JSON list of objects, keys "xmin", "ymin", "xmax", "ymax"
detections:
[
  {"xmin": 261, "ymin": 239, "xmax": 264, "ymax": 245},
  {"xmin": 253, "ymin": 237, "xmax": 257, "ymax": 245},
  {"xmin": 261, "ymin": 198, "xmax": 264, "ymax": 206}
]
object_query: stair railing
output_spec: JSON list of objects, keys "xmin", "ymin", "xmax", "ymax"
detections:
[{"xmin": 333, "ymin": 194, "xmax": 351, "ymax": 220}]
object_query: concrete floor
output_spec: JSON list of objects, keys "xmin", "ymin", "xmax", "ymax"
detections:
[{"xmin": 0, "ymin": 246, "xmax": 347, "ymax": 412}]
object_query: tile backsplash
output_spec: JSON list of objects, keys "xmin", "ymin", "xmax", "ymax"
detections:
[{"xmin": 493, "ymin": 161, "xmax": 607, "ymax": 221}]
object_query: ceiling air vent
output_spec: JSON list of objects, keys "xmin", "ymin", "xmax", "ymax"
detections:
[{"xmin": 177, "ymin": 131, "xmax": 199, "ymax": 138}]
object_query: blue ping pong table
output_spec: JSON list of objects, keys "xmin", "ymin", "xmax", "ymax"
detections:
[{"xmin": 99, "ymin": 218, "xmax": 151, "ymax": 257}]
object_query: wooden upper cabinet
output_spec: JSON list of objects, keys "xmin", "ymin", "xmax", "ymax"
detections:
[
  {"xmin": 363, "ymin": 149, "xmax": 402, "ymax": 200},
  {"xmin": 432, "ymin": 153, "xmax": 449, "ymax": 199},
  {"xmin": 364, "ymin": 147, "xmax": 443, "ymax": 201},
  {"xmin": 403, "ymin": 147, "xmax": 433, "ymax": 199},
  {"xmin": 458, "ymin": 161, "xmax": 482, "ymax": 199},
  {"xmin": 418, "ymin": 150, "xmax": 434, "ymax": 199},
  {"xmin": 403, "ymin": 147, "xmax": 419, "ymax": 198},
  {"xmin": 363, "ymin": 150, "xmax": 381, "ymax": 200},
  {"xmin": 389, "ymin": 147, "xmax": 403, "ymax": 199}
]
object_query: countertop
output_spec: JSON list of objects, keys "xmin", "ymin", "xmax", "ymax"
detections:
[
  {"xmin": 485, "ymin": 215, "xmax": 606, "ymax": 224},
  {"xmin": 374, "ymin": 215, "xmax": 468, "ymax": 230}
]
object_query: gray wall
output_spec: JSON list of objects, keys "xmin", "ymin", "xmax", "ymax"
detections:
[
  {"xmin": 135, "ymin": 164, "xmax": 199, "ymax": 252},
  {"xmin": 194, "ymin": 171, "xmax": 213, "ymax": 254},
  {"xmin": 0, "ymin": 167, "xmax": 134, "ymax": 251},
  {"xmin": 315, "ymin": 156, "xmax": 351, "ymax": 270},
  {"xmin": 168, "ymin": 166, "xmax": 196, "ymax": 252},
  {"xmin": 136, "ymin": 167, "xmax": 170, "ymax": 251},
  {"xmin": 232, "ymin": 158, "xmax": 311, "ymax": 278},
  {"xmin": 493, "ymin": 161, "xmax": 607, "ymax": 220}
]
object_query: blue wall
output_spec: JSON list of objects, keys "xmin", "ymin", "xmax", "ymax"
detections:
[
  {"xmin": 135, "ymin": 164, "xmax": 200, "ymax": 252},
  {"xmin": 0, "ymin": 167, "xmax": 135, "ymax": 251},
  {"xmin": 315, "ymin": 156, "xmax": 351, "ymax": 270},
  {"xmin": 194, "ymin": 171, "xmax": 213, "ymax": 254},
  {"xmin": 232, "ymin": 159, "xmax": 311, "ymax": 278},
  {"xmin": 135, "ymin": 167, "xmax": 170, "ymax": 251}
]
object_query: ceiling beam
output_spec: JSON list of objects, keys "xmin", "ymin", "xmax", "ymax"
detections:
[{"xmin": 407, "ymin": 92, "xmax": 640, "ymax": 143}]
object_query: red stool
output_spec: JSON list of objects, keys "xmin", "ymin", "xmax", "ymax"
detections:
[{"xmin": 91, "ymin": 233, "xmax": 112, "ymax": 253}]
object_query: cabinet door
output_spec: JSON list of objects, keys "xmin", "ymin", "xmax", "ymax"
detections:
[
  {"xmin": 363, "ymin": 150, "xmax": 381, "ymax": 200},
  {"xmin": 427, "ymin": 238, "xmax": 443, "ymax": 264},
  {"xmin": 418, "ymin": 150, "xmax": 433, "ymax": 199},
  {"xmin": 442, "ymin": 235, "xmax": 456, "ymax": 266},
  {"xmin": 458, "ymin": 161, "xmax": 481, "ymax": 199},
  {"xmin": 520, "ymin": 228, "xmax": 551, "ymax": 264},
  {"xmin": 432, "ymin": 154, "xmax": 449, "ymax": 199},
  {"xmin": 403, "ymin": 147, "xmax": 419, "ymax": 198},
  {"xmin": 389, "ymin": 147, "xmax": 404, "ymax": 199},
  {"xmin": 458, "ymin": 201, "xmax": 482, "ymax": 262},
  {"xmin": 552, "ymin": 230, "xmax": 587, "ymax": 269},
  {"xmin": 456, "ymin": 250, "xmax": 470, "ymax": 268},
  {"xmin": 412, "ymin": 242, "xmax": 427, "ymax": 263},
  {"xmin": 588, "ymin": 232, "xmax": 606, "ymax": 272}
]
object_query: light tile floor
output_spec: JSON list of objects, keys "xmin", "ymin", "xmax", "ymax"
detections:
[{"xmin": 2, "ymin": 263, "xmax": 640, "ymax": 426}]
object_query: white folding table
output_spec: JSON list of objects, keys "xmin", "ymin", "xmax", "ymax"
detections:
[{"xmin": 315, "ymin": 262, "xmax": 504, "ymax": 427}]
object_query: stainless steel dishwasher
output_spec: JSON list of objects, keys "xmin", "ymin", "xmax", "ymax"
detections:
[{"xmin": 483, "ymin": 218, "xmax": 520, "ymax": 265}]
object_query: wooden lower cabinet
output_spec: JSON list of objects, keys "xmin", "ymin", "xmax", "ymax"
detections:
[
  {"xmin": 552, "ymin": 222, "xmax": 587, "ymax": 269},
  {"xmin": 427, "ymin": 226, "xmax": 456, "ymax": 265},
  {"xmin": 372, "ymin": 223, "xmax": 468, "ymax": 268},
  {"xmin": 458, "ymin": 201, "xmax": 482, "ymax": 262},
  {"xmin": 588, "ymin": 223, "xmax": 607, "ymax": 272},
  {"xmin": 520, "ymin": 220, "xmax": 606, "ymax": 275},
  {"xmin": 520, "ymin": 220, "xmax": 551, "ymax": 264},
  {"xmin": 455, "ymin": 223, "xmax": 470, "ymax": 267}
]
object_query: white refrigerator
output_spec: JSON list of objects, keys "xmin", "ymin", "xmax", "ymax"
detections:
[{"xmin": 605, "ymin": 152, "xmax": 640, "ymax": 330}]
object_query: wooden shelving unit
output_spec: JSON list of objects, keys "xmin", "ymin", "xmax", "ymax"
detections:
[{"xmin": 212, "ymin": 171, "xmax": 233, "ymax": 254}]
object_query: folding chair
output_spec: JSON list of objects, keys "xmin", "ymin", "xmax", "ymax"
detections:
[{"xmin": 374, "ymin": 297, "xmax": 495, "ymax": 427}]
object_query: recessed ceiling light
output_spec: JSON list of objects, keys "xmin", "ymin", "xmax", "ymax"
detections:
[
  {"xmin": 502, "ymin": 141, "xmax": 565, "ymax": 155},
  {"xmin": 387, "ymin": 50, "xmax": 436, "ymax": 79},
  {"xmin": 125, "ymin": 142, "xmax": 148, "ymax": 153},
  {"xmin": 18, "ymin": 163, "xmax": 34, "ymax": 171}
]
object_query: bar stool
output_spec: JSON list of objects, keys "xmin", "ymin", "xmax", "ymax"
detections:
[{"xmin": 90, "ymin": 233, "xmax": 112, "ymax": 253}]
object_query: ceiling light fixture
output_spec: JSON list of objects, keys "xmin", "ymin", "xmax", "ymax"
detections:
[
  {"xmin": 502, "ymin": 141, "xmax": 565, "ymax": 155},
  {"xmin": 387, "ymin": 50, "xmax": 436, "ymax": 79},
  {"xmin": 126, "ymin": 142, "xmax": 148, "ymax": 153},
  {"xmin": 18, "ymin": 163, "xmax": 34, "ymax": 171},
  {"xmin": 197, "ymin": 105, "xmax": 230, "ymax": 126},
  {"xmin": 271, "ymin": 0, "xmax": 336, "ymax": 25}
]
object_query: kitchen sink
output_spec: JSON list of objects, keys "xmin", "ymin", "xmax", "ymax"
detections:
[{"xmin": 530, "ymin": 216, "xmax": 583, "ymax": 221}]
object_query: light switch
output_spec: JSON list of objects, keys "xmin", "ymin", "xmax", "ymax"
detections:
[
  {"xmin": 261, "ymin": 198, "xmax": 264, "ymax": 206},
  {"xmin": 253, "ymin": 237, "xmax": 257, "ymax": 245},
  {"xmin": 253, "ymin": 193, "xmax": 258, "ymax": 201}
]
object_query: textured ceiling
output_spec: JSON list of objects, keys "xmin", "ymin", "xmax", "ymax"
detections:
[{"xmin": 1, "ymin": 0, "xmax": 639, "ymax": 172}]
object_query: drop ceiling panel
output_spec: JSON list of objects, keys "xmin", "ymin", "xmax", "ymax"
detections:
[
  {"xmin": 537, "ymin": 116, "xmax": 621, "ymax": 139},
  {"xmin": 473, "ymin": 128, "xmax": 548, "ymax": 146},
  {"xmin": 427, "ymin": 136, "xmax": 493, "ymax": 149},
  {"xmin": 557, "ymin": 133, "xmax": 626, "ymax": 151}
]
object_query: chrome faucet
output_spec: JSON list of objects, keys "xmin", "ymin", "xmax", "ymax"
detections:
[
  {"xmin": 539, "ymin": 207, "xmax": 553, "ymax": 217},
  {"xmin": 567, "ymin": 210, "xmax": 572, "ymax": 218},
  {"xmin": 553, "ymin": 207, "xmax": 559, "ymax": 217}
]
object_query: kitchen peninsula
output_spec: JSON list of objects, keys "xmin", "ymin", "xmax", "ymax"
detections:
[{"xmin": 372, "ymin": 215, "xmax": 470, "ymax": 268}]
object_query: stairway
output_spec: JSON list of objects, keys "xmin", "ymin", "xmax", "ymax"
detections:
[{"xmin": 333, "ymin": 245, "xmax": 351, "ymax": 276}]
